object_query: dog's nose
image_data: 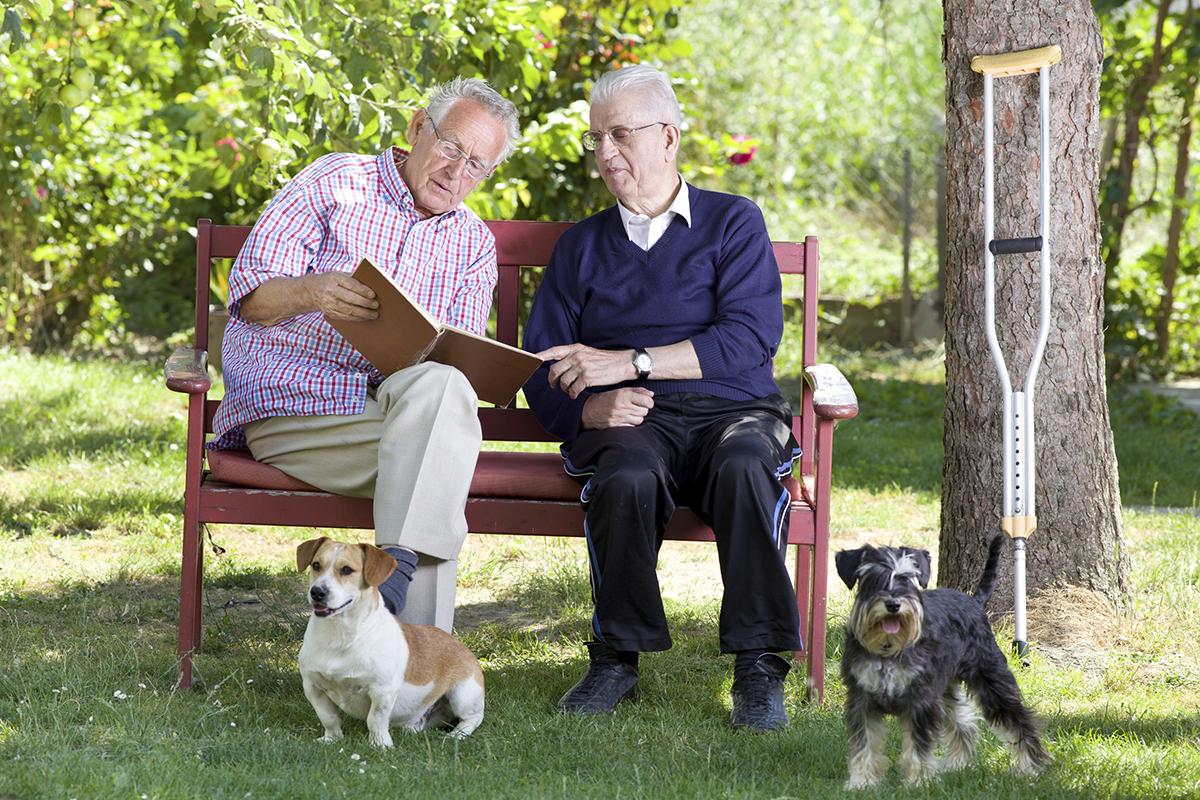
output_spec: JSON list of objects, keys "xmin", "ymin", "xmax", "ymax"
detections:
[
  {"xmin": 885, "ymin": 600, "xmax": 900, "ymax": 613},
  {"xmin": 310, "ymin": 584, "xmax": 327, "ymax": 603}
]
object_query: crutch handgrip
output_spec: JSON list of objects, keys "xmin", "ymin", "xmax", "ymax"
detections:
[
  {"xmin": 971, "ymin": 45, "xmax": 1062, "ymax": 77},
  {"xmin": 989, "ymin": 236, "xmax": 1043, "ymax": 255}
]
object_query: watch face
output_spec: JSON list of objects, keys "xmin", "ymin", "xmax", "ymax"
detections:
[{"xmin": 634, "ymin": 353, "xmax": 652, "ymax": 372}]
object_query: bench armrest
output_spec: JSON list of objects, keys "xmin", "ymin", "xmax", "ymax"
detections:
[
  {"xmin": 165, "ymin": 347, "xmax": 211, "ymax": 394},
  {"xmin": 804, "ymin": 363, "xmax": 859, "ymax": 420}
]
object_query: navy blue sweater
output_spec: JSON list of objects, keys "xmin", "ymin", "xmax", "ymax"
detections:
[{"xmin": 522, "ymin": 184, "xmax": 784, "ymax": 442}]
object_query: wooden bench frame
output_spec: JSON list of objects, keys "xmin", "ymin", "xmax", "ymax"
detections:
[{"xmin": 165, "ymin": 218, "xmax": 858, "ymax": 701}]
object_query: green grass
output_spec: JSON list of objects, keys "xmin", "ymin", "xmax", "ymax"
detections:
[{"xmin": 1, "ymin": 347, "xmax": 1199, "ymax": 799}]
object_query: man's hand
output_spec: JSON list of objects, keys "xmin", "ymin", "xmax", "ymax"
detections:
[
  {"xmin": 538, "ymin": 343, "xmax": 636, "ymax": 399},
  {"xmin": 307, "ymin": 273, "xmax": 378, "ymax": 321},
  {"xmin": 581, "ymin": 388, "xmax": 655, "ymax": 430}
]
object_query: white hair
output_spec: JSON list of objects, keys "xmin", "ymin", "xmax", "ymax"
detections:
[
  {"xmin": 426, "ymin": 77, "xmax": 520, "ymax": 163},
  {"xmin": 589, "ymin": 65, "xmax": 681, "ymax": 126}
]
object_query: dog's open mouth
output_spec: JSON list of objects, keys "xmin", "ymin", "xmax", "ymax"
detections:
[
  {"xmin": 312, "ymin": 599, "xmax": 352, "ymax": 617},
  {"xmin": 878, "ymin": 616, "xmax": 903, "ymax": 635}
]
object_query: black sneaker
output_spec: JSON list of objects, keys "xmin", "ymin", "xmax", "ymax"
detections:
[
  {"xmin": 557, "ymin": 644, "xmax": 639, "ymax": 714},
  {"xmin": 730, "ymin": 653, "xmax": 791, "ymax": 731}
]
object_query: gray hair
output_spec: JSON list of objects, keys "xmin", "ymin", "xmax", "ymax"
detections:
[
  {"xmin": 426, "ymin": 77, "xmax": 521, "ymax": 163},
  {"xmin": 590, "ymin": 65, "xmax": 681, "ymax": 126}
]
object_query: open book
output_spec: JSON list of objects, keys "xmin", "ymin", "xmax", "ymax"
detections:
[{"xmin": 327, "ymin": 258, "xmax": 542, "ymax": 407}]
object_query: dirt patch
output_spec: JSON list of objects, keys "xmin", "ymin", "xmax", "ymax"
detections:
[{"xmin": 1022, "ymin": 584, "xmax": 1122, "ymax": 670}]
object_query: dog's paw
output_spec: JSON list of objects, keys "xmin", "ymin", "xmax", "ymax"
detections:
[
  {"xmin": 317, "ymin": 730, "xmax": 343, "ymax": 743},
  {"xmin": 1013, "ymin": 748, "xmax": 1051, "ymax": 776},
  {"xmin": 903, "ymin": 770, "xmax": 933, "ymax": 788},
  {"xmin": 369, "ymin": 734, "xmax": 394, "ymax": 750},
  {"xmin": 843, "ymin": 776, "xmax": 880, "ymax": 791}
]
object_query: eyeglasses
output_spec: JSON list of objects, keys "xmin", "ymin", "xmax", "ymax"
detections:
[
  {"xmin": 426, "ymin": 112, "xmax": 493, "ymax": 180},
  {"xmin": 581, "ymin": 122, "xmax": 670, "ymax": 152}
]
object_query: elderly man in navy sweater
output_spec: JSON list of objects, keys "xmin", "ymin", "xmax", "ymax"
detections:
[{"xmin": 522, "ymin": 65, "xmax": 802, "ymax": 731}]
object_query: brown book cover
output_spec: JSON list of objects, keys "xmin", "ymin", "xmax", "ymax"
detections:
[{"xmin": 327, "ymin": 258, "xmax": 542, "ymax": 407}]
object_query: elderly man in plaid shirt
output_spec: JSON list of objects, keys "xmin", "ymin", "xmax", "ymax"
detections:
[{"xmin": 210, "ymin": 78, "xmax": 519, "ymax": 630}]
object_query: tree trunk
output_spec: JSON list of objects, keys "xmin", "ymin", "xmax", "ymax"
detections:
[
  {"xmin": 941, "ymin": 0, "xmax": 1128, "ymax": 611},
  {"xmin": 1155, "ymin": 73, "xmax": 1197, "ymax": 361},
  {"xmin": 936, "ymin": 144, "xmax": 948, "ymax": 320}
]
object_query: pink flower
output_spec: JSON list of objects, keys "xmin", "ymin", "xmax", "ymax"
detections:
[
  {"xmin": 727, "ymin": 135, "xmax": 756, "ymax": 166},
  {"xmin": 215, "ymin": 137, "xmax": 244, "ymax": 165},
  {"xmin": 35, "ymin": 186, "xmax": 48, "ymax": 200}
]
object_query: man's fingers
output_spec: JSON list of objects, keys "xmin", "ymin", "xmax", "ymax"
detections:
[
  {"xmin": 564, "ymin": 372, "xmax": 588, "ymax": 400},
  {"xmin": 337, "ymin": 276, "xmax": 376, "ymax": 300},
  {"xmin": 546, "ymin": 360, "xmax": 568, "ymax": 389},
  {"xmin": 537, "ymin": 344, "xmax": 581, "ymax": 361},
  {"xmin": 333, "ymin": 284, "xmax": 378, "ymax": 309},
  {"xmin": 627, "ymin": 393, "xmax": 655, "ymax": 409}
]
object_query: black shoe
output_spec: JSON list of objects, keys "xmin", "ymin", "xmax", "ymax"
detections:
[
  {"xmin": 557, "ymin": 645, "xmax": 639, "ymax": 714},
  {"xmin": 730, "ymin": 653, "xmax": 791, "ymax": 731}
]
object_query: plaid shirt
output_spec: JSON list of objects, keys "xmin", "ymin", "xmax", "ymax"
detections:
[{"xmin": 211, "ymin": 148, "xmax": 497, "ymax": 449}]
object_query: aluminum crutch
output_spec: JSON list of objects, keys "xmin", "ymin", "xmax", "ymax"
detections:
[{"xmin": 970, "ymin": 44, "xmax": 1061, "ymax": 659}]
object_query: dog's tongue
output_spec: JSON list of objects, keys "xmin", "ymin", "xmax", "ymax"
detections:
[
  {"xmin": 881, "ymin": 617, "xmax": 902, "ymax": 634},
  {"xmin": 312, "ymin": 604, "xmax": 330, "ymax": 617}
]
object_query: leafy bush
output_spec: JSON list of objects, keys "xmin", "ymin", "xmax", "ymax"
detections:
[
  {"xmin": 1107, "ymin": 243, "xmax": 1200, "ymax": 379},
  {"xmin": 0, "ymin": 0, "xmax": 685, "ymax": 350}
]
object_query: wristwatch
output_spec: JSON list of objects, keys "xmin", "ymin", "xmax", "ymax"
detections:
[{"xmin": 632, "ymin": 348, "xmax": 653, "ymax": 381}]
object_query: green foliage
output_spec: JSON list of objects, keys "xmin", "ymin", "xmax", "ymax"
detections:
[
  {"xmin": 0, "ymin": 0, "xmax": 684, "ymax": 350},
  {"xmin": 1097, "ymin": 1, "xmax": 1200, "ymax": 377},
  {"xmin": 676, "ymin": 0, "xmax": 944, "ymax": 245},
  {"xmin": 1107, "ymin": 243, "xmax": 1200, "ymax": 378}
]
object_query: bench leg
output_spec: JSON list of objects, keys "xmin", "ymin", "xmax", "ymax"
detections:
[
  {"xmin": 807, "ymin": 540, "xmax": 828, "ymax": 705},
  {"xmin": 806, "ymin": 421, "xmax": 835, "ymax": 705},
  {"xmin": 178, "ymin": 515, "xmax": 203, "ymax": 688},
  {"xmin": 397, "ymin": 555, "xmax": 457, "ymax": 633},
  {"xmin": 793, "ymin": 543, "xmax": 812, "ymax": 687},
  {"xmin": 794, "ymin": 544, "xmax": 812, "ymax": 653}
]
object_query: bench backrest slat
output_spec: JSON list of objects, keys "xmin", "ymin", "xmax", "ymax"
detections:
[{"xmin": 194, "ymin": 218, "xmax": 817, "ymax": 451}]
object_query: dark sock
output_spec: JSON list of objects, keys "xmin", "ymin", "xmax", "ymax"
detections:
[
  {"xmin": 378, "ymin": 546, "xmax": 419, "ymax": 615},
  {"xmin": 586, "ymin": 640, "xmax": 639, "ymax": 670},
  {"xmin": 733, "ymin": 649, "xmax": 771, "ymax": 681}
]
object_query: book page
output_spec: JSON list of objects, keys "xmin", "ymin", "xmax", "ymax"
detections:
[
  {"xmin": 326, "ymin": 258, "xmax": 441, "ymax": 375},
  {"xmin": 427, "ymin": 325, "xmax": 543, "ymax": 406}
]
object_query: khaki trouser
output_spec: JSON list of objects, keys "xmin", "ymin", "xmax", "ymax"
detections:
[{"xmin": 244, "ymin": 362, "xmax": 481, "ymax": 631}]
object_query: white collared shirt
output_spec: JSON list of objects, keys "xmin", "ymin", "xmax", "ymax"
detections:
[{"xmin": 617, "ymin": 175, "xmax": 692, "ymax": 251}]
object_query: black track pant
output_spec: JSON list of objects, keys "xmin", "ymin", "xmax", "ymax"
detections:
[{"xmin": 562, "ymin": 393, "xmax": 803, "ymax": 654}]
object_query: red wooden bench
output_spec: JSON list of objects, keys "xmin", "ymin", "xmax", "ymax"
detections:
[{"xmin": 165, "ymin": 218, "xmax": 858, "ymax": 701}]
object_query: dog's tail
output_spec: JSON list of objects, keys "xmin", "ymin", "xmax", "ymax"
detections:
[{"xmin": 973, "ymin": 534, "xmax": 1006, "ymax": 605}]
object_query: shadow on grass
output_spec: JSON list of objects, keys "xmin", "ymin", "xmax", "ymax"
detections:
[
  {"xmin": 0, "ymin": 488, "xmax": 181, "ymax": 539},
  {"xmin": 779, "ymin": 374, "xmax": 944, "ymax": 494},
  {"xmin": 0, "ymin": 388, "xmax": 183, "ymax": 468},
  {"xmin": 1049, "ymin": 710, "xmax": 1200, "ymax": 746},
  {"xmin": 2, "ymin": 566, "xmax": 1195, "ymax": 799},
  {"xmin": 778, "ymin": 375, "xmax": 1200, "ymax": 507}
]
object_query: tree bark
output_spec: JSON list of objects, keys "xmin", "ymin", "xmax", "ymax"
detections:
[
  {"xmin": 1155, "ymin": 73, "xmax": 1197, "ymax": 361},
  {"xmin": 941, "ymin": 0, "xmax": 1127, "ymax": 610}
]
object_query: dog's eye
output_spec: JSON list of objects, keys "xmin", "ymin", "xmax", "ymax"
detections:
[
  {"xmin": 340, "ymin": 566, "xmax": 354, "ymax": 576},
  {"xmin": 311, "ymin": 561, "xmax": 320, "ymax": 571}
]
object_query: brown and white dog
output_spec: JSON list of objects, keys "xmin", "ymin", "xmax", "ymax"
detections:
[{"xmin": 296, "ymin": 537, "xmax": 484, "ymax": 747}]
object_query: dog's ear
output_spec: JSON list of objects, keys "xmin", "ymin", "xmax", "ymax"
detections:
[
  {"xmin": 906, "ymin": 548, "xmax": 932, "ymax": 589},
  {"xmin": 835, "ymin": 547, "xmax": 866, "ymax": 589},
  {"xmin": 360, "ymin": 544, "xmax": 397, "ymax": 587},
  {"xmin": 296, "ymin": 537, "xmax": 329, "ymax": 572}
]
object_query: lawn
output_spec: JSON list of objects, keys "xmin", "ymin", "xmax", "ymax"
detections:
[{"xmin": 0, "ymin": 346, "xmax": 1198, "ymax": 799}]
